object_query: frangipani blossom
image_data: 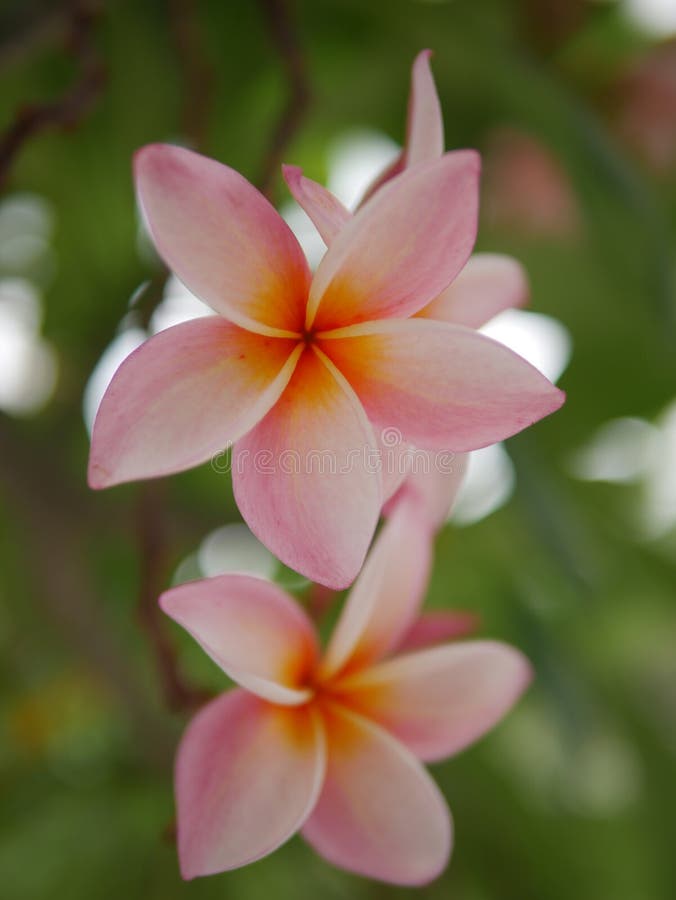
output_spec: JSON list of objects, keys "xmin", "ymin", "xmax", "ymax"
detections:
[
  {"xmin": 284, "ymin": 50, "xmax": 540, "ymax": 529},
  {"xmin": 160, "ymin": 499, "xmax": 531, "ymax": 885},
  {"xmin": 89, "ymin": 55, "xmax": 562, "ymax": 590}
]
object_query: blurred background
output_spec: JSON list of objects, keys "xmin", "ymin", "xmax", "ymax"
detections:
[{"xmin": 1, "ymin": 0, "xmax": 675, "ymax": 897}]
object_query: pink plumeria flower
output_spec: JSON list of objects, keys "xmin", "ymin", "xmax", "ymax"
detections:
[
  {"xmin": 160, "ymin": 498, "xmax": 531, "ymax": 885},
  {"xmin": 284, "ymin": 50, "xmax": 547, "ymax": 529},
  {"xmin": 89, "ymin": 62, "xmax": 562, "ymax": 589}
]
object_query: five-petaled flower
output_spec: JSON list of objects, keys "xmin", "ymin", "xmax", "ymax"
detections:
[
  {"xmin": 88, "ymin": 53, "xmax": 564, "ymax": 588},
  {"xmin": 160, "ymin": 498, "xmax": 531, "ymax": 885}
]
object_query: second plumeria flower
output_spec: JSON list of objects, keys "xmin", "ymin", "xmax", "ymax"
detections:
[
  {"xmin": 89, "ymin": 131, "xmax": 563, "ymax": 589},
  {"xmin": 160, "ymin": 499, "xmax": 531, "ymax": 885}
]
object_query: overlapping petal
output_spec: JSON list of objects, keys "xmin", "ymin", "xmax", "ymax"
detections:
[
  {"xmin": 176, "ymin": 690, "xmax": 326, "ymax": 878},
  {"xmin": 377, "ymin": 429, "xmax": 412, "ymax": 503},
  {"xmin": 384, "ymin": 450, "xmax": 468, "ymax": 529},
  {"xmin": 337, "ymin": 641, "xmax": 532, "ymax": 762},
  {"xmin": 357, "ymin": 48, "xmax": 442, "ymax": 206},
  {"xmin": 88, "ymin": 318, "xmax": 301, "ymax": 489},
  {"xmin": 319, "ymin": 318, "xmax": 565, "ymax": 452},
  {"xmin": 159, "ymin": 575, "xmax": 318, "ymax": 705},
  {"xmin": 307, "ymin": 151, "xmax": 480, "ymax": 331},
  {"xmin": 404, "ymin": 49, "xmax": 444, "ymax": 167},
  {"xmin": 135, "ymin": 144, "xmax": 310, "ymax": 334},
  {"xmin": 417, "ymin": 253, "xmax": 528, "ymax": 329},
  {"xmin": 319, "ymin": 497, "xmax": 432, "ymax": 680},
  {"xmin": 302, "ymin": 703, "xmax": 451, "ymax": 885},
  {"xmin": 232, "ymin": 347, "xmax": 381, "ymax": 590},
  {"xmin": 396, "ymin": 610, "xmax": 479, "ymax": 653},
  {"xmin": 282, "ymin": 165, "xmax": 350, "ymax": 245}
]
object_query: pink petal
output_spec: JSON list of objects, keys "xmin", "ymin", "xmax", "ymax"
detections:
[
  {"xmin": 176, "ymin": 690, "xmax": 326, "ymax": 878},
  {"xmin": 377, "ymin": 428, "xmax": 412, "ymax": 503},
  {"xmin": 307, "ymin": 151, "xmax": 480, "ymax": 331},
  {"xmin": 88, "ymin": 317, "xmax": 301, "ymax": 489},
  {"xmin": 384, "ymin": 450, "xmax": 468, "ymax": 529},
  {"xmin": 396, "ymin": 610, "xmax": 480, "ymax": 653},
  {"xmin": 160, "ymin": 574, "xmax": 318, "ymax": 705},
  {"xmin": 232, "ymin": 347, "xmax": 381, "ymax": 590},
  {"xmin": 302, "ymin": 703, "xmax": 451, "ymax": 885},
  {"xmin": 319, "ymin": 318, "xmax": 565, "ymax": 452},
  {"xmin": 355, "ymin": 49, "xmax": 443, "ymax": 208},
  {"xmin": 405, "ymin": 49, "xmax": 444, "ymax": 167},
  {"xmin": 135, "ymin": 144, "xmax": 310, "ymax": 334},
  {"xmin": 282, "ymin": 165, "xmax": 350, "ymax": 245},
  {"xmin": 337, "ymin": 640, "xmax": 532, "ymax": 762},
  {"xmin": 319, "ymin": 496, "xmax": 433, "ymax": 680},
  {"xmin": 418, "ymin": 253, "xmax": 528, "ymax": 329}
]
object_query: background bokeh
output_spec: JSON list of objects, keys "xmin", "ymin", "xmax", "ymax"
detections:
[{"xmin": 1, "ymin": 0, "xmax": 675, "ymax": 898}]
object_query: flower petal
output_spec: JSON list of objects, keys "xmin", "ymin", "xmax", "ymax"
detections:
[
  {"xmin": 176, "ymin": 690, "xmax": 326, "ymax": 878},
  {"xmin": 377, "ymin": 428, "xmax": 412, "ymax": 503},
  {"xmin": 302, "ymin": 703, "xmax": 451, "ymax": 885},
  {"xmin": 405, "ymin": 49, "xmax": 444, "ymax": 167},
  {"xmin": 356, "ymin": 49, "xmax": 443, "ymax": 208},
  {"xmin": 135, "ymin": 144, "xmax": 310, "ymax": 334},
  {"xmin": 282, "ymin": 165, "xmax": 350, "ymax": 245},
  {"xmin": 384, "ymin": 450, "xmax": 468, "ymax": 530},
  {"xmin": 337, "ymin": 641, "xmax": 531, "ymax": 762},
  {"xmin": 160, "ymin": 574, "xmax": 318, "ymax": 705},
  {"xmin": 396, "ymin": 610, "xmax": 480, "ymax": 653},
  {"xmin": 417, "ymin": 253, "xmax": 528, "ymax": 329},
  {"xmin": 88, "ymin": 317, "xmax": 301, "ymax": 489},
  {"xmin": 319, "ymin": 318, "xmax": 565, "ymax": 452},
  {"xmin": 307, "ymin": 151, "xmax": 480, "ymax": 331},
  {"xmin": 232, "ymin": 347, "xmax": 381, "ymax": 590},
  {"xmin": 390, "ymin": 450, "xmax": 469, "ymax": 531},
  {"xmin": 319, "ymin": 496, "xmax": 432, "ymax": 680}
]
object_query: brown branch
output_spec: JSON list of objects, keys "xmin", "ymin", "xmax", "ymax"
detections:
[
  {"xmin": 257, "ymin": 0, "xmax": 310, "ymax": 200},
  {"xmin": 135, "ymin": 483, "xmax": 213, "ymax": 713},
  {"xmin": 0, "ymin": 1, "xmax": 106, "ymax": 190},
  {"xmin": 0, "ymin": 3, "xmax": 72, "ymax": 72},
  {"xmin": 167, "ymin": 0, "xmax": 216, "ymax": 152}
]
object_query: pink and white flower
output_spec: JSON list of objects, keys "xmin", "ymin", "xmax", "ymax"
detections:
[
  {"xmin": 88, "ymin": 53, "xmax": 563, "ymax": 588},
  {"xmin": 284, "ymin": 50, "xmax": 543, "ymax": 530},
  {"xmin": 160, "ymin": 498, "xmax": 531, "ymax": 885}
]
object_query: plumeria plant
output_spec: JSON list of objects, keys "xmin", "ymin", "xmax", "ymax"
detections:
[{"xmin": 87, "ymin": 50, "xmax": 565, "ymax": 886}]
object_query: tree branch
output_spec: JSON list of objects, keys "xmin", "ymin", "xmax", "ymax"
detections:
[
  {"xmin": 167, "ymin": 0, "xmax": 216, "ymax": 152},
  {"xmin": 0, "ymin": 0, "xmax": 106, "ymax": 190},
  {"xmin": 136, "ymin": 483, "xmax": 213, "ymax": 713},
  {"xmin": 257, "ymin": 0, "xmax": 310, "ymax": 200}
]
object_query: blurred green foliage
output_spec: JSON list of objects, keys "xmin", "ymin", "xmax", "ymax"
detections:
[{"xmin": 1, "ymin": 1, "xmax": 675, "ymax": 898}]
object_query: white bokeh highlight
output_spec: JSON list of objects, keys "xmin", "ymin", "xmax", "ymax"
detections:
[
  {"xmin": 569, "ymin": 403, "xmax": 676, "ymax": 540},
  {"xmin": 326, "ymin": 130, "xmax": 400, "ymax": 210},
  {"xmin": 451, "ymin": 443, "xmax": 517, "ymax": 526},
  {"xmin": 481, "ymin": 309, "xmax": 572, "ymax": 384},
  {"xmin": 623, "ymin": 0, "xmax": 676, "ymax": 35},
  {"xmin": 197, "ymin": 523, "xmax": 277, "ymax": 579},
  {"xmin": 0, "ymin": 278, "xmax": 58, "ymax": 416},
  {"xmin": 568, "ymin": 417, "xmax": 659, "ymax": 484}
]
